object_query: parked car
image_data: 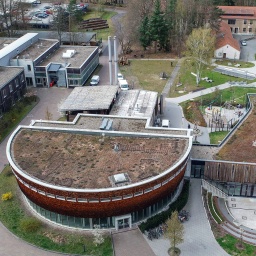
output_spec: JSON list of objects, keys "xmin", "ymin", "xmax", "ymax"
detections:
[
  {"xmin": 117, "ymin": 73, "xmax": 124, "ymax": 82},
  {"xmin": 43, "ymin": 5, "xmax": 52, "ymax": 9},
  {"xmin": 36, "ymin": 13, "xmax": 48, "ymax": 18},
  {"xmin": 90, "ymin": 75, "xmax": 100, "ymax": 86},
  {"xmin": 119, "ymin": 79, "xmax": 129, "ymax": 91},
  {"xmin": 241, "ymin": 40, "xmax": 247, "ymax": 46}
]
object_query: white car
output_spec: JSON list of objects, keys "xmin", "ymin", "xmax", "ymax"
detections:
[
  {"xmin": 90, "ymin": 75, "xmax": 100, "ymax": 86},
  {"xmin": 117, "ymin": 73, "xmax": 124, "ymax": 82},
  {"xmin": 241, "ymin": 40, "xmax": 247, "ymax": 46}
]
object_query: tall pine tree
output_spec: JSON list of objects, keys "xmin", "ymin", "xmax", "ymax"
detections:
[
  {"xmin": 149, "ymin": 0, "xmax": 169, "ymax": 52},
  {"xmin": 139, "ymin": 16, "xmax": 151, "ymax": 50}
]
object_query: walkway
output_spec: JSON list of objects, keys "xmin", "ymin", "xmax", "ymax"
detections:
[
  {"xmin": 112, "ymin": 228, "xmax": 155, "ymax": 256},
  {"xmin": 162, "ymin": 59, "xmax": 182, "ymax": 96},
  {"xmin": 145, "ymin": 179, "xmax": 229, "ymax": 256}
]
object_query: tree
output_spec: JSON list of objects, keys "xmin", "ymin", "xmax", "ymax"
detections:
[
  {"xmin": 139, "ymin": 16, "xmax": 151, "ymax": 50},
  {"xmin": 52, "ymin": 7, "xmax": 69, "ymax": 44},
  {"xmin": 185, "ymin": 27, "xmax": 215, "ymax": 85},
  {"xmin": 149, "ymin": 0, "xmax": 169, "ymax": 52},
  {"xmin": 165, "ymin": 211, "xmax": 184, "ymax": 254}
]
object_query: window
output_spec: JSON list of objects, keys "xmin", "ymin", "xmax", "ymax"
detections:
[
  {"xmin": 9, "ymin": 84, "xmax": 13, "ymax": 92},
  {"xmin": 27, "ymin": 65, "xmax": 31, "ymax": 71},
  {"xmin": 244, "ymin": 20, "xmax": 247, "ymax": 24},
  {"xmin": 250, "ymin": 20, "xmax": 253, "ymax": 25},
  {"xmin": 249, "ymin": 28, "xmax": 252, "ymax": 33},
  {"xmin": 2, "ymin": 88, "xmax": 7, "ymax": 98},
  {"xmin": 228, "ymin": 19, "xmax": 235, "ymax": 24},
  {"xmin": 21, "ymin": 73, "xmax": 24, "ymax": 82},
  {"xmin": 230, "ymin": 27, "xmax": 233, "ymax": 32},
  {"xmin": 243, "ymin": 28, "xmax": 246, "ymax": 32},
  {"xmin": 15, "ymin": 78, "xmax": 19, "ymax": 87}
]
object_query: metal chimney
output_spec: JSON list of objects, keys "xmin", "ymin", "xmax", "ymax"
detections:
[
  {"xmin": 113, "ymin": 36, "xmax": 118, "ymax": 86},
  {"xmin": 108, "ymin": 36, "xmax": 113, "ymax": 85}
]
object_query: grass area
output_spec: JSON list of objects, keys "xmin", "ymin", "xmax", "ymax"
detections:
[
  {"xmin": 207, "ymin": 193, "xmax": 223, "ymax": 224},
  {"xmin": 169, "ymin": 60, "xmax": 256, "ymax": 98},
  {"xmin": 119, "ymin": 60, "xmax": 176, "ymax": 93},
  {"xmin": 217, "ymin": 234, "xmax": 256, "ymax": 255},
  {"xmin": 0, "ymin": 166, "xmax": 113, "ymax": 256},
  {"xmin": 209, "ymin": 131, "xmax": 229, "ymax": 144},
  {"xmin": 82, "ymin": 9, "xmax": 117, "ymax": 40},
  {"xmin": 215, "ymin": 60, "xmax": 255, "ymax": 68},
  {"xmin": 0, "ymin": 97, "xmax": 38, "ymax": 143}
]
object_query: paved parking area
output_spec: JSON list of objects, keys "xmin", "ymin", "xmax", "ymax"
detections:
[{"xmin": 233, "ymin": 35, "xmax": 256, "ymax": 61}]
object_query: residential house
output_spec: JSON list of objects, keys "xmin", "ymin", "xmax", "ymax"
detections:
[{"xmin": 215, "ymin": 21, "xmax": 240, "ymax": 60}]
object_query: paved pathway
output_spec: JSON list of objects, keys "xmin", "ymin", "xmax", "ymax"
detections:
[
  {"xmin": 145, "ymin": 179, "xmax": 229, "ymax": 256},
  {"xmin": 112, "ymin": 228, "xmax": 155, "ymax": 256},
  {"xmin": 162, "ymin": 59, "xmax": 182, "ymax": 96}
]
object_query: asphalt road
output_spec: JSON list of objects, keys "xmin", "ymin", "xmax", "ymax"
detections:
[{"xmin": 233, "ymin": 34, "xmax": 256, "ymax": 61}]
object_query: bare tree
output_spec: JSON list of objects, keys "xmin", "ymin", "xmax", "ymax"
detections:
[
  {"xmin": 185, "ymin": 27, "xmax": 215, "ymax": 85},
  {"xmin": 0, "ymin": 0, "xmax": 15, "ymax": 36}
]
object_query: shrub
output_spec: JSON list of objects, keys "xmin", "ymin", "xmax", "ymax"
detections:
[
  {"xmin": 20, "ymin": 217, "xmax": 42, "ymax": 233},
  {"xmin": 1, "ymin": 192, "xmax": 13, "ymax": 201},
  {"xmin": 139, "ymin": 180, "xmax": 190, "ymax": 232}
]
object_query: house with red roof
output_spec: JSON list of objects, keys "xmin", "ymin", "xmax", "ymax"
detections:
[
  {"xmin": 218, "ymin": 6, "xmax": 256, "ymax": 34},
  {"xmin": 215, "ymin": 21, "xmax": 241, "ymax": 60}
]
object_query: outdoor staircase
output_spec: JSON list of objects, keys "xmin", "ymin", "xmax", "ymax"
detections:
[
  {"xmin": 79, "ymin": 18, "xmax": 109, "ymax": 30},
  {"xmin": 202, "ymin": 179, "xmax": 227, "ymax": 198}
]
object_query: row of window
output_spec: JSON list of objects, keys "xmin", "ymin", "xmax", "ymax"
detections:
[
  {"xmin": 1, "ymin": 75, "xmax": 24, "ymax": 98},
  {"xmin": 14, "ymin": 160, "xmax": 187, "ymax": 203},
  {"xmin": 231, "ymin": 27, "xmax": 255, "ymax": 33},
  {"xmin": 228, "ymin": 19, "xmax": 254, "ymax": 25}
]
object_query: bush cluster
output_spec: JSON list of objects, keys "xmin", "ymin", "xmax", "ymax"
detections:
[
  {"xmin": 20, "ymin": 217, "xmax": 42, "ymax": 233},
  {"xmin": 139, "ymin": 180, "xmax": 190, "ymax": 232},
  {"xmin": 2, "ymin": 192, "xmax": 13, "ymax": 201}
]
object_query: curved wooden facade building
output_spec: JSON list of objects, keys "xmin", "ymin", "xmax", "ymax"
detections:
[{"xmin": 7, "ymin": 116, "xmax": 192, "ymax": 229}]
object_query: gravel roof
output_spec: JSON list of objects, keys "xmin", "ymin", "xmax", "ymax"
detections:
[{"xmin": 59, "ymin": 86, "xmax": 119, "ymax": 111}]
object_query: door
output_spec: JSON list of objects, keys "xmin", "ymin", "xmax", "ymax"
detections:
[
  {"xmin": 223, "ymin": 53, "xmax": 227, "ymax": 59},
  {"xmin": 115, "ymin": 214, "xmax": 131, "ymax": 230},
  {"xmin": 235, "ymin": 28, "xmax": 238, "ymax": 33}
]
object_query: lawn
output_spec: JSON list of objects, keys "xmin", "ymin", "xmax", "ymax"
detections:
[
  {"xmin": 169, "ymin": 60, "xmax": 256, "ymax": 98},
  {"xmin": 217, "ymin": 234, "xmax": 256, "ymax": 256},
  {"xmin": 209, "ymin": 131, "xmax": 229, "ymax": 144},
  {"xmin": 119, "ymin": 60, "xmax": 176, "ymax": 93},
  {"xmin": 0, "ymin": 166, "xmax": 113, "ymax": 256}
]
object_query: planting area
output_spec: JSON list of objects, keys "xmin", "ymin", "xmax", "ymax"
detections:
[
  {"xmin": 12, "ymin": 129, "xmax": 188, "ymax": 188},
  {"xmin": 216, "ymin": 96, "xmax": 256, "ymax": 162}
]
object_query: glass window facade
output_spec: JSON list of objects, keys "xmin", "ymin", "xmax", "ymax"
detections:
[{"xmin": 27, "ymin": 181, "xmax": 182, "ymax": 230}]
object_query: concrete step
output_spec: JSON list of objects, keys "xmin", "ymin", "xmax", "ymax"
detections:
[{"xmin": 224, "ymin": 221, "xmax": 256, "ymax": 239}]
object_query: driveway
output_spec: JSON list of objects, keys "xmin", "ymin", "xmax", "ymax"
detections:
[{"xmin": 233, "ymin": 34, "xmax": 256, "ymax": 61}]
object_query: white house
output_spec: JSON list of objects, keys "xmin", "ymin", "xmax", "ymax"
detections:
[{"xmin": 215, "ymin": 21, "xmax": 241, "ymax": 60}]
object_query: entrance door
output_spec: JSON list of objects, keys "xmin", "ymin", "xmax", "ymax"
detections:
[
  {"xmin": 115, "ymin": 214, "xmax": 131, "ymax": 230},
  {"xmin": 235, "ymin": 28, "xmax": 238, "ymax": 33},
  {"xmin": 223, "ymin": 53, "xmax": 227, "ymax": 59}
]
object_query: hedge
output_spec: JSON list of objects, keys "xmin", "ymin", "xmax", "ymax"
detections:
[{"xmin": 139, "ymin": 179, "xmax": 190, "ymax": 232}]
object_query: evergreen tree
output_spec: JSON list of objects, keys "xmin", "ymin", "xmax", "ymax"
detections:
[
  {"xmin": 139, "ymin": 16, "xmax": 151, "ymax": 50},
  {"xmin": 149, "ymin": 0, "xmax": 169, "ymax": 51}
]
